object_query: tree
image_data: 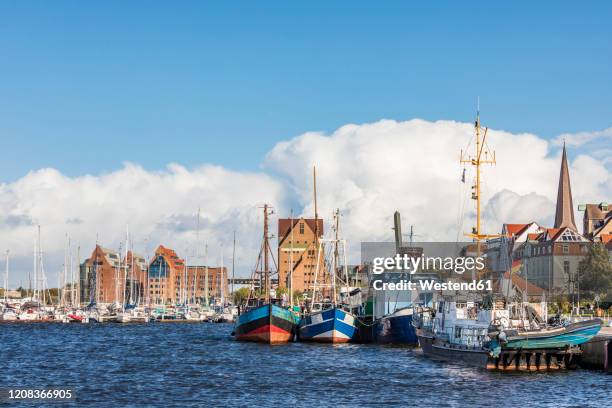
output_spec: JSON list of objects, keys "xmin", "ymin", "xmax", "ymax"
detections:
[
  {"xmin": 577, "ymin": 243, "xmax": 612, "ymax": 300},
  {"xmin": 232, "ymin": 287, "xmax": 250, "ymax": 305}
]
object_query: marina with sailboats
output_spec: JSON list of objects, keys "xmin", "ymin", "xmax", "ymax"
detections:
[{"xmin": 2, "ymin": 112, "xmax": 611, "ymax": 378}]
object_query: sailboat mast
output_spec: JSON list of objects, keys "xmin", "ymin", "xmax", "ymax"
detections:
[
  {"xmin": 332, "ymin": 209, "xmax": 339, "ymax": 305},
  {"xmin": 289, "ymin": 209, "xmax": 294, "ymax": 307},
  {"xmin": 76, "ymin": 245, "xmax": 80, "ymax": 307},
  {"xmin": 231, "ymin": 231, "xmax": 236, "ymax": 304},
  {"xmin": 4, "ymin": 250, "xmax": 9, "ymax": 303},
  {"xmin": 263, "ymin": 204, "xmax": 270, "ymax": 304},
  {"xmin": 312, "ymin": 166, "xmax": 320, "ymax": 291},
  {"xmin": 204, "ymin": 244, "xmax": 209, "ymax": 306}
]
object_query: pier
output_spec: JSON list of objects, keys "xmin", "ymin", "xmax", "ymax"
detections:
[{"xmin": 580, "ymin": 326, "xmax": 611, "ymax": 371}]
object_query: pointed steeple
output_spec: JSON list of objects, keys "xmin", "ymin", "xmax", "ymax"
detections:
[{"xmin": 554, "ymin": 142, "xmax": 577, "ymax": 230}]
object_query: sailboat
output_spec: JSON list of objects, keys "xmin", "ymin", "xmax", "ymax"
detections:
[
  {"xmin": 233, "ymin": 204, "xmax": 299, "ymax": 344},
  {"xmin": 1, "ymin": 250, "xmax": 18, "ymax": 322},
  {"xmin": 298, "ymin": 209, "xmax": 358, "ymax": 343}
]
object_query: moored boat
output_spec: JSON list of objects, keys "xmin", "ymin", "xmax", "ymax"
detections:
[
  {"xmin": 298, "ymin": 305, "xmax": 357, "ymax": 343},
  {"xmin": 234, "ymin": 302, "xmax": 298, "ymax": 344},
  {"xmin": 234, "ymin": 204, "xmax": 299, "ymax": 344},
  {"xmin": 413, "ymin": 298, "xmax": 604, "ymax": 370},
  {"xmin": 375, "ymin": 306, "xmax": 417, "ymax": 345}
]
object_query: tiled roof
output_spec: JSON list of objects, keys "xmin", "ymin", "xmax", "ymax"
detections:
[
  {"xmin": 505, "ymin": 223, "xmax": 529, "ymax": 236},
  {"xmin": 504, "ymin": 271, "xmax": 545, "ymax": 295},
  {"xmin": 585, "ymin": 203, "xmax": 611, "ymax": 220},
  {"xmin": 278, "ymin": 218, "xmax": 324, "ymax": 240},
  {"xmin": 154, "ymin": 245, "xmax": 184, "ymax": 270}
]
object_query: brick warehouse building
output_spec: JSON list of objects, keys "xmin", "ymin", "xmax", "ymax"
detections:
[
  {"xmin": 148, "ymin": 245, "xmax": 228, "ymax": 305},
  {"xmin": 277, "ymin": 217, "xmax": 324, "ymax": 293},
  {"xmin": 80, "ymin": 245, "xmax": 149, "ymax": 305}
]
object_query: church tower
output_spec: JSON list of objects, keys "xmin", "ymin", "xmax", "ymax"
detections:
[{"xmin": 554, "ymin": 143, "xmax": 578, "ymax": 231}]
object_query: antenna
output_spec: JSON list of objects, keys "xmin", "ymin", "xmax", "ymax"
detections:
[{"xmin": 460, "ymin": 108, "xmax": 500, "ymax": 244}]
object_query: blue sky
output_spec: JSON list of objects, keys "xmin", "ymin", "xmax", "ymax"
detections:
[{"xmin": 1, "ymin": 1, "xmax": 611, "ymax": 181}]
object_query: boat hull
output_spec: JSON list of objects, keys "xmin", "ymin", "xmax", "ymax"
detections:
[
  {"xmin": 234, "ymin": 304, "xmax": 298, "ymax": 344},
  {"xmin": 298, "ymin": 307, "xmax": 357, "ymax": 343},
  {"xmin": 375, "ymin": 310, "xmax": 417, "ymax": 345},
  {"xmin": 501, "ymin": 319, "xmax": 602, "ymax": 350},
  {"xmin": 417, "ymin": 331, "xmax": 490, "ymax": 366}
]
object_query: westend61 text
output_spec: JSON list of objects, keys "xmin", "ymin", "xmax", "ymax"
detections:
[{"xmin": 372, "ymin": 279, "xmax": 493, "ymax": 291}]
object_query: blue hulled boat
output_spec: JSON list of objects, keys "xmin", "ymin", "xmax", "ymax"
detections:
[
  {"xmin": 298, "ymin": 306, "xmax": 357, "ymax": 343},
  {"xmin": 375, "ymin": 307, "xmax": 418, "ymax": 345}
]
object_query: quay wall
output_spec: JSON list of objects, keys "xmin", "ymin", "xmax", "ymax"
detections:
[{"xmin": 580, "ymin": 327, "xmax": 611, "ymax": 371}]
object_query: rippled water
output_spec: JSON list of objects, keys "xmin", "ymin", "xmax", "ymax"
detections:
[{"xmin": 0, "ymin": 323, "xmax": 609, "ymax": 407}]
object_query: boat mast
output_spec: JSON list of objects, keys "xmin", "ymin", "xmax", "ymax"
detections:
[
  {"xmin": 204, "ymin": 243, "xmax": 209, "ymax": 307},
  {"xmin": 289, "ymin": 209, "xmax": 294, "ymax": 307},
  {"xmin": 76, "ymin": 245, "xmax": 80, "ymax": 307},
  {"xmin": 459, "ymin": 105, "xmax": 499, "ymax": 247},
  {"xmin": 332, "ymin": 209, "xmax": 339, "ymax": 305},
  {"xmin": 220, "ymin": 249, "xmax": 225, "ymax": 306},
  {"xmin": 4, "ymin": 250, "xmax": 9, "ymax": 303},
  {"xmin": 312, "ymin": 166, "xmax": 320, "ymax": 294},
  {"xmin": 263, "ymin": 204, "xmax": 270, "ymax": 304},
  {"xmin": 231, "ymin": 231, "xmax": 236, "ymax": 304}
]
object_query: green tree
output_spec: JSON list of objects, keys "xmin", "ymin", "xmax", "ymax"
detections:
[
  {"xmin": 577, "ymin": 243, "xmax": 612, "ymax": 300},
  {"xmin": 232, "ymin": 287, "xmax": 251, "ymax": 305}
]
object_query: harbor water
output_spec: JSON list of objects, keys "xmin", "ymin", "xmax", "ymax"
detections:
[{"xmin": 0, "ymin": 323, "xmax": 609, "ymax": 407}]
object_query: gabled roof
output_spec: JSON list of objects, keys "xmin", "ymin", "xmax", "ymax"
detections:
[
  {"xmin": 153, "ymin": 245, "xmax": 184, "ymax": 270},
  {"xmin": 503, "ymin": 271, "xmax": 545, "ymax": 295},
  {"xmin": 593, "ymin": 216, "xmax": 612, "ymax": 238},
  {"xmin": 278, "ymin": 218, "xmax": 324, "ymax": 242},
  {"xmin": 505, "ymin": 223, "xmax": 529, "ymax": 236},
  {"xmin": 585, "ymin": 202, "xmax": 611, "ymax": 220}
]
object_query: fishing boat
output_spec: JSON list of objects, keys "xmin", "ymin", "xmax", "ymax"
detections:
[
  {"xmin": 413, "ymin": 297, "xmax": 603, "ymax": 370},
  {"xmin": 235, "ymin": 301, "xmax": 298, "ymax": 343},
  {"xmin": 233, "ymin": 204, "xmax": 299, "ymax": 344},
  {"xmin": 298, "ymin": 209, "xmax": 358, "ymax": 343},
  {"xmin": 375, "ymin": 306, "xmax": 417, "ymax": 344}
]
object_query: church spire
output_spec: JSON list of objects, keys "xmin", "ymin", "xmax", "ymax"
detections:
[{"xmin": 554, "ymin": 142, "xmax": 577, "ymax": 230}]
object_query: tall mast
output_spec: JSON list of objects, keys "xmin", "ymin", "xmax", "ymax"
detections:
[
  {"xmin": 4, "ymin": 250, "xmax": 9, "ymax": 303},
  {"xmin": 312, "ymin": 166, "xmax": 319, "ymax": 291},
  {"xmin": 231, "ymin": 231, "xmax": 236, "ymax": 304},
  {"xmin": 204, "ymin": 243, "xmax": 209, "ymax": 307},
  {"xmin": 220, "ymin": 248, "xmax": 225, "ymax": 305},
  {"xmin": 76, "ymin": 245, "xmax": 80, "ymax": 306},
  {"xmin": 332, "ymin": 209, "xmax": 339, "ymax": 305},
  {"xmin": 289, "ymin": 209, "xmax": 294, "ymax": 306},
  {"xmin": 460, "ymin": 107, "xmax": 498, "ymax": 243},
  {"xmin": 263, "ymin": 204, "xmax": 270, "ymax": 304}
]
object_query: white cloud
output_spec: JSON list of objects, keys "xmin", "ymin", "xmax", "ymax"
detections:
[
  {"xmin": 1, "ymin": 119, "xmax": 610, "ymax": 288},
  {"xmin": 0, "ymin": 164, "xmax": 286, "ymax": 287},
  {"xmin": 554, "ymin": 127, "xmax": 612, "ymax": 147}
]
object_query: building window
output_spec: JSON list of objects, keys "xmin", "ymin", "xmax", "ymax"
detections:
[
  {"xmin": 562, "ymin": 244, "xmax": 569, "ymax": 254},
  {"xmin": 299, "ymin": 222, "xmax": 304, "ymax": 234}
]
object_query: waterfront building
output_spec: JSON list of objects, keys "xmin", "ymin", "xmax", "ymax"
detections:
[
  {"xmin": 123, "ymin": 250, "xmax": 148, "ymax": 305},
  {"xmin": 79, "ymin": 245, "xmax": 124, "ymax": 304},
  {"xmin": 181, "ymin": 265, "xmax": 228, "ymax": 304},
  {"xmin": 277, "ymin": 217, "xmax": 324, "ymax": 293},
  {"xmin": 148, "ymin": 245, "xmax": 185, "ymax": 305},
  {"xmin": 581, "ymin": 202, "xmax": 611, "ymax": 241},
  {"xmin": 486, "ymin": 144, "xmax": 592, "ymax": 293}
]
